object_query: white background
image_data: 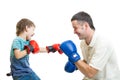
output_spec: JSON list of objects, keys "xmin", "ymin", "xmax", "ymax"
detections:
[{"xmin": 0, "ymin": 0, "xmax": 120, "ymax": 80}]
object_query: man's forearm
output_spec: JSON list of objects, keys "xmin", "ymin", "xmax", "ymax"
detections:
[{"xmin": 75, "ymin": 60, "xmax": 98, "ymax": 78}]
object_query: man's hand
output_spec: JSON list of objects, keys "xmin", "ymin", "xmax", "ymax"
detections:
[{"xmin": 60, "ymin": 40, "xmax": 81, "ymax": 63}]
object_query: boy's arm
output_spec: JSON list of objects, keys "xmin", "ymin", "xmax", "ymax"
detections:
[
  {"xmin": 14, "ymin": 49, "xmax": 28, "ymax": 59},
  {"xmin": 46, "ymin": 44, "xmax": 63, "ymax": 54},
  {"xmin": 39, "ymin": 47, "xmax": 48, "ymax": 53},
  {"xmin": 39, "ymin": 44, "xmax": 63, "ymax": 54},
  {"xmin": 24, "ymin": 40, "xmax": 63, "ymax": 54}
]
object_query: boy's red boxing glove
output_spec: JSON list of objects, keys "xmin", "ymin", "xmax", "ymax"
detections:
[
  {"xmin": 24, "ymin": 40, "xmax": 40, "ymax": 54},
  {"xmin": 46, "ymin": 44, "xmax": 63, "ymax": 54}
]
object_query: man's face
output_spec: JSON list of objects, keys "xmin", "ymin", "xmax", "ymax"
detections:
[{"xmin": 72, "ymin": 20, "xmax": 86, "ymax": 40}]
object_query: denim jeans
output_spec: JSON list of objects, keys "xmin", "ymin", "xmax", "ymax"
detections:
[{"xmin": 12, "ymin": 72, "xmax": 41, "ymax": 80}]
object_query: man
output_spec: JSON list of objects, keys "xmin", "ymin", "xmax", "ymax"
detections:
[{"xmin": 60, "ymin": 11, "xmax": 120, "ymax": 80}]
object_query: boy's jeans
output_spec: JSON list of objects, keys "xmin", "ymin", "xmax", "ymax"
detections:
[{"xmin": 13, "ymin": 72, "xmax": 41, "ymax": 80}]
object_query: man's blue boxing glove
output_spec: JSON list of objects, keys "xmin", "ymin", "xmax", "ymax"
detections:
[
  {"xmin": 60, "ymin": 40, "xmax": 81, "ymax": 63},
  {"xmin": 64, "ymin": 60, "xmax": 78, "ymax": 73}
]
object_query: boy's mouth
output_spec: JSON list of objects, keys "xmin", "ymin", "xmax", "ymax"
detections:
[{"xmin": 31, "ymin": 33, "xmax": 34, "ymax": 37}]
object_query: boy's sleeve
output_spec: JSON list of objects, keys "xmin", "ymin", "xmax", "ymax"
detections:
[
  {"xmin": 12, "ymin": 39, "xmax": 21, "ymax": 50},
  {"xmin": 10, "ymin": 39, "xmax": 22, "ymax": 57}
]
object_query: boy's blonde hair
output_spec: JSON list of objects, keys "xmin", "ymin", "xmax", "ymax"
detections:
[{"xmin": 16, "ymin": 18, "xmax": 35, "ymax": 36}]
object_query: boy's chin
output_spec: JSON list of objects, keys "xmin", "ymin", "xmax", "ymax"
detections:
[{"xmin": 26, "ymin": 38, "xmax": 31, "ymax": 41}]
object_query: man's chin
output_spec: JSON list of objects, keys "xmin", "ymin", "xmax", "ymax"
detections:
[{"xmin": 79, "ymin": 37, "xmax": 83, "ymax": 40}]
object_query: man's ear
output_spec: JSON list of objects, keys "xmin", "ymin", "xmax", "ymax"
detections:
[{"xmin": 84, "ymin": 22, "xmax": 89, "ymax": 30}]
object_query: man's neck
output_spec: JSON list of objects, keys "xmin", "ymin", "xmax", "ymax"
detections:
[{"xmin": 85, "ymin": 30, "xmax": 94, "ymax": 45}]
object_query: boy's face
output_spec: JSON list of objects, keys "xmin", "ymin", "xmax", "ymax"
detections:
[{"xmin": 26, "ymin": 26, "xmax": 35, "ymax": 40}]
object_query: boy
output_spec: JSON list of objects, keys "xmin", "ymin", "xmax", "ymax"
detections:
[{"xmin": 10, "ymin": 18, "xmax": 62, "ymax": 80}]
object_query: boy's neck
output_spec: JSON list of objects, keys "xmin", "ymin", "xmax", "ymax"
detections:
[{"xmin": 18, "ymin": 33, "xmax": 26, "ymax": 40}]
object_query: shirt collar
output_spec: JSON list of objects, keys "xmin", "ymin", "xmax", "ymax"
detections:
[
  {"xmin": 89, "ymin": 31, "xmax": 97, "ymax": 47},
  {"xmin": 16, "ymin": 36, "xmax": 29, "ymax": 44},
  {"xmin": 83, "ymin": 31, "xmax": 97, "ymax": 47}
]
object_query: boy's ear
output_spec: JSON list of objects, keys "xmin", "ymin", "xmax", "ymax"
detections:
[{"xmin": 25, "ymin": 26, "xmax": 28, "ymax": 32}]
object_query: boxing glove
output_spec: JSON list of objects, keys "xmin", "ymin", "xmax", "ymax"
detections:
[
  {"xmin": 46, "ymin": 44, "xmax": 63, "ymax": 54},
  {"xmin": 64, "ymin": 60, "xmax": 78, "ymax": 73},
  {"xmin": 60, "ymin": 40, "xmax": 81, "ymax": 63},
  {"xmin": 24, "ymin": 40, "xmax": 40, "ymax": 54}
]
